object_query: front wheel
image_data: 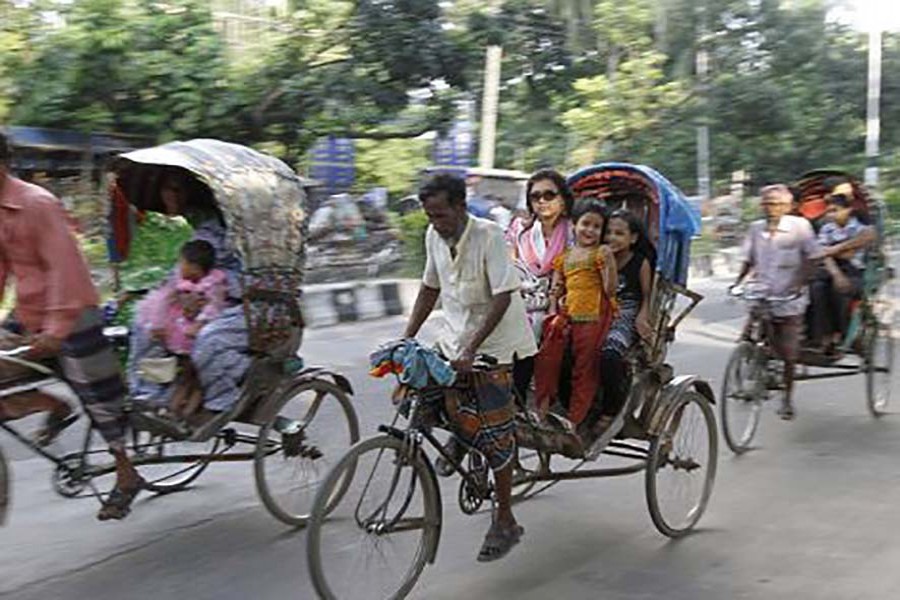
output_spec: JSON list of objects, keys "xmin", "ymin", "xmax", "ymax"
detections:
[
  {"xmin": 646, "ymin": 389, "xmax": 718, "ymax": 538},
  {"xmin": 255, "ymin": 377, "xmax": 359, "ymax": 527},
  {"xmin": 866, "ymin": 320, "xmax": 894, "ymax": 417},
  {"xmin": 720, "ymin": 342, "xmax": 764, "ymax": 454},
  {"xmin": 307, "ymin": 435, "xmax": 441, "ymax": 600}
]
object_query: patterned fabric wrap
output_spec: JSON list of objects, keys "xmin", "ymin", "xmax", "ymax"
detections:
[
  {"xmin": 4, "ymin": 309, "xmax": 127, "ymax": 445},
  {"xmin": 442, "ymin": 368, "xmax": 516, "ymax": 471},
  {"xmin": 112, "ymin": 139, "xmax": 308, "ymax": 357}
]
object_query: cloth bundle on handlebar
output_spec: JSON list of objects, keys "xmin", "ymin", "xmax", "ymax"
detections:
[{"xmin": 369, "ymin": 339, "xmax": 457, "ymax": 389}]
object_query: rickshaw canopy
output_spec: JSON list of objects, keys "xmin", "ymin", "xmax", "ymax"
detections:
[
  {"xmin": 567, "ymin": 162, "xmax": 700, "ymax": 286},
  {"xmin": 111, "ymin": 138, "xmax": 307, "ymax": 276},
  {"xmin": 794, "ymin": 169, "xmax": 873, "ymax": 224},
  {"xmin": 110, "ymin": 139, "xmax": 309, "ymax": 355}
]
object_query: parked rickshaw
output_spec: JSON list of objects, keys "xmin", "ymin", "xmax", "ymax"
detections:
[
  {"xmin": 0, "ymin": 139, "xmax": 359, "ymax": 526},
  {"xmin": 304, "ymin": 163, "xmax": 718, "ymax": 600},
  {"xmin": 720, "ymin": 169, "xmax": 895, "ymax": 454}
]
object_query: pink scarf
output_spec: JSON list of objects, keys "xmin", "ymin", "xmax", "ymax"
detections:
[{"xmin": 511, "ymin": 217, "xmax": 572, "ymax": 277}]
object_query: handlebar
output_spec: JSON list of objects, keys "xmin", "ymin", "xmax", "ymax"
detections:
[
  {"xmin": 0, "ymin": 346, "xmax": 33, "ymax": 359},
  {"xmin": 729, "ymin": 285, "xmax": 802, "ymax": 305}
]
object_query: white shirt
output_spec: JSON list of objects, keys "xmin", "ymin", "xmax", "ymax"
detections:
[
  {"xmin": 423, "ymin": 216, "xmax": 538, "ymax": 363},
  {"xmin": 742, "ymin": 215, "xmax": 822, "ymax": 317}
]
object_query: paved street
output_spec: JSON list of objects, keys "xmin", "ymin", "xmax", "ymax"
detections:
[{"xmin": 2, "ymin": 277, "xmax": 898, "ymax": 600}]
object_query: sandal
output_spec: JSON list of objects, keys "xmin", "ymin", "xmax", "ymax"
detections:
[
  {"xmin": 97, "ymin": 478, "xmax": 146, "ymax": 521},
  {"xmin": 477, "ymin": 522, "xmax": 524, "ymax": 563},
  {"xmin": 32, "ymin": 411, "xmax": 79, "ymax": 447},
  {"xmin": 777, "ymin": 400, "xmax": 795, "ymax": 421}
]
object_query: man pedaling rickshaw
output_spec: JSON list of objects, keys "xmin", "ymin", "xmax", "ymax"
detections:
[{"xmin": 0, "ymin": 131, "xmax": 143, "ymax": 520}]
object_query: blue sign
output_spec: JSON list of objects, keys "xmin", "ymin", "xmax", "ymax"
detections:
[
  {"xmin": 433, "ymin": 116, "xmax": 473, "ymax": 171},
  {"xmin": 309, "ymin": 137, "xmax": 355, "ymax": 194}
]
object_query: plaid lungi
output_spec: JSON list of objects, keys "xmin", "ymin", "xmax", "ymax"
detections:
[
  {"xmin": 443, "ymin": 367, "xmax": 516, "ymax": 471},
  {"xmin": 3, "ymin": 308, "xmax": 127, "ymax": 445}
]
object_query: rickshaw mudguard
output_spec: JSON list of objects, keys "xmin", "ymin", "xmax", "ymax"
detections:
[
  {"xmin": 292, "ymin": 367, "xmax": 355, "ymax": 396},
  {"xmin": 648, "ymin": 375, "xmax": 715, "ymax": 436}
]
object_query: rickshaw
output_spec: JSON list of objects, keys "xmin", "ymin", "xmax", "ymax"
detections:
[
  {"xmin": 304, "ymin": 163, "xmax": 718, "ymax": 600},
  {"xmin": 0, "ymin": 139, "xmax": 359, "ymax": 526},
  {"xmin": 720, "ymin": 169, "xmax": 895, "ymax": 455}
]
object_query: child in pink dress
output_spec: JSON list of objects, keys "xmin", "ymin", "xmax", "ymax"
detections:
[{"xmin": 139, "ymin": 240, "xmax": 227, "ymax": 418}]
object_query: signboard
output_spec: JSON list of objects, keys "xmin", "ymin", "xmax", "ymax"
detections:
[{"xmin": 309, "ymin": 136, "xmax": 355, "ymax": 195}]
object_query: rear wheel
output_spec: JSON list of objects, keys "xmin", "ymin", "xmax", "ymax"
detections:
[
  {"xmin": 646, "ymin": 390, "xmax": 717, "ymax": 538},
  {"xmin": 254, "ymin": 378, "xmax": 359, "ymax": 527},
  {"xmin": 720, "ymin": 342, "xmax": 764, "ymax": 454},
  {"xmin": 866, "ymin": 320, "xmax": 894, "ymax": 417},
  {"xmin": 307, "ymin": 435, "xmax": 440, "ymax": 600}
]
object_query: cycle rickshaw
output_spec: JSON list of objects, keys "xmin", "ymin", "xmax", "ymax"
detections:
[
  {"xmin": 0, "ymin": 139, "xmax": 359, "ymax": 526},
  {"xmin": 305, "ymin": 163, "xmax": 718, "ymax": 600},
  {"xmin": 720, "ymin": 169, "xmax": 895, "ymax": 454}
]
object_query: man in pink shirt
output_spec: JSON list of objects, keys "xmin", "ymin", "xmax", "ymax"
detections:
[{"xmin": 0, "ymin": 131, "xmax": 142, "ymax": 520}]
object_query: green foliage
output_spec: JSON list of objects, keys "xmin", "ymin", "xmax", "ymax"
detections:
[
  {"xmin": 118, "ymin": 213, "xmax": 192, "ymax": 291},
  {"xmin": 355, "ymin": 138, "xmax": 431, "ymax": 197},
  {"xmin": 397, "ymin": 210, "xmax": 430, "ymax": 276}
]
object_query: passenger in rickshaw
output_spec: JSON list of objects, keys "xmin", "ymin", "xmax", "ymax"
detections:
[
  {"xmin": 505, "ymin": 169, "xmax": 574, "ymax": 401},
  {"xmin": 534, "ymin": 199, "xmax": 617, "ymax": 433},
  {"xmin": 807, "ymin": 191, "xmax": 876, "ymax": 354},
  {"xmin": 138, "ymin": 239, "xmax": 228, "ymax": 419},
  {"xmin": 403, "ymin": 174, "xmax": 537, "ymax": 562},
  {"xmin": 732, "ymin": 185, "xmax": 822, "ymax": 419},
  {"xmin": 0, "ymin": 131, "xmax": 143, "ymax": 520},
  {"xmin": 128, "ymin": 170, "xmax": 249, "ymax": 425},
  {"xmin": 596, "ymin": 209, "xmax": 656, "ymax": 434}
]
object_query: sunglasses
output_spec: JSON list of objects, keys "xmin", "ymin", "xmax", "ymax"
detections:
[{"xmin": 529, "ymin": 190, "xmax": 560, "ymax": 204}]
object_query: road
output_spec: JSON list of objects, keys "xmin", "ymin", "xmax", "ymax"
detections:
[{"xmin": 1, "ymin": 276, "xmax": 898, "ymax": 600}]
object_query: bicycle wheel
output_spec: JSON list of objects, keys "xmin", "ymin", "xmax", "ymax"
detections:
[
  {"xmin": 307, "ymin": 435, "xmax": 441, "ymax": 600},
  {"xmin": 720, "ymin": 342, "xmax": 764, "ymax": 454},
  {"xmin": 646, "ymin": 389, "xmax": 718, "ymax": 538},
  {"xmin": 255, "ymin": 378, "xmax": 359, "ymax": 527},
  {"xmin": 866, "ymin": 320, "xmax": 894, "ymax": 417}
]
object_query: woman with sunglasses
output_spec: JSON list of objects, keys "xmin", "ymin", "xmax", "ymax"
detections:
[{"xmin": 505, "ymin": 169, "xmax": 575, "ymax": 403}]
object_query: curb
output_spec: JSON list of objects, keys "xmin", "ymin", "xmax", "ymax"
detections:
[{"xmin": 301, "ymin": 279, "xmax": 421, "ymax": 328}]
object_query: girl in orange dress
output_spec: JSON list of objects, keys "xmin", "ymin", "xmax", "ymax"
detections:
[{"xmin": 534, "ymin": 198, "xmax": 617, "ymax": 427}]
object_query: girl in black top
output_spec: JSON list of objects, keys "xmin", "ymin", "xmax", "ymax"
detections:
[{"xmin": 595, "ymin": 210, "xmax": 655, "ymax": 432}]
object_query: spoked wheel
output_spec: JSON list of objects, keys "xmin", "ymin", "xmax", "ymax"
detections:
[
  {"xmin": 866, "ymin": 320, "xmax": 894, "ymax": 417},
  {"xmin": 254, "ymin": 378, "xmax": 359, "ymax": 527},
  {"xmin": 646, "ymin": 389, "xmax": 718, "ymax": 538},
  {"xmin": 720, "ymin": 342, "xmax": 764, "ymax": 455},
  {"xmin": 307, "ymin": 435, "xmax": 441, "ymax": 600},
  {"xmin": 512, "ymin": 447, "xmax": 550, "ymax": 501}
]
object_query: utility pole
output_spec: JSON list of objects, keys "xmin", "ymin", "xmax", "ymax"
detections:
[
  {"xmin": 479, "ymin": 45, "xmax": 503, "ymax": 170},
  {"xmin": 865, "ymin": 26, "xmax": 882, "ymax": 188},
  {"xmin": 696, "ymin": 7, "xmax": 711, "ymax": 202}
]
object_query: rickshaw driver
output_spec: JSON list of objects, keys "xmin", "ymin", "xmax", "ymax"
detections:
[
  {"xmin": 402, "ymin": 174, "xmax": 538, "ymax": 562},
  {"xmin": 0, "ymin": 131, "xmax": 144, "ymax": 520},
  {"xmin": 731, "ymin": 184, "xmax": 823, "ymax": 420}
]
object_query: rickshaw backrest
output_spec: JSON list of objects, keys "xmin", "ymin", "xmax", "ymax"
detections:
[{"xmin": 112, "ymin": 139, "xmax": 308, "ymax": 358}]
